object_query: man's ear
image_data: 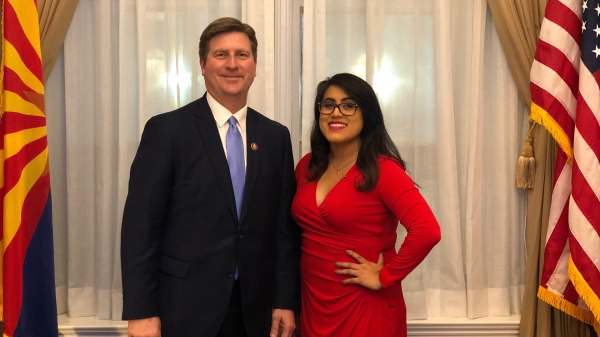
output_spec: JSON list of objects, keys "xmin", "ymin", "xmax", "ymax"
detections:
[{"xmin": 200, "ymin": 59, "xmax": 206, "ymax": 75}]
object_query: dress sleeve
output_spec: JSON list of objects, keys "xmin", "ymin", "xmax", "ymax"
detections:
[{"xmin": 376, "ymin": 159, "xmax": 441, "ymax": 288}]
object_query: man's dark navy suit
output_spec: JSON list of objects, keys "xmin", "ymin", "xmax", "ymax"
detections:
[{"xmin": 121, "ymin": 94, "xmax": 301, "ymax": 337}]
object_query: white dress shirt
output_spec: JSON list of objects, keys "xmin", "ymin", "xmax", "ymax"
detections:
[{"xmin": 206, "ymin": 92, "xmax": 248, "ymax": 168}]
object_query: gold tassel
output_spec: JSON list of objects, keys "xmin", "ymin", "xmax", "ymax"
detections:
[{"xmin": 516, "ymin": 121, "xmax": 536, "ymax": 189}]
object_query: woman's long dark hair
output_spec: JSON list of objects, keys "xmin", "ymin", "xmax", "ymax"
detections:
[{"xmin": 307, "ymin": 73, "xmax": 407, "ymax": 191}]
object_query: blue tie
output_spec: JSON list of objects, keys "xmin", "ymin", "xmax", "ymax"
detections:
[
  {"xmin": 227, "ymin": 116, "xmax": 244, "ymax": 280},
  {"xmin": 227, "ymin": 116, "xmax": 245, "ymax": 220}
]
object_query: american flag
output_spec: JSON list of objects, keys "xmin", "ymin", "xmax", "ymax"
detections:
[{"xmin": 530, "ymin": 0, "xmax": 600, "ymax": 331}]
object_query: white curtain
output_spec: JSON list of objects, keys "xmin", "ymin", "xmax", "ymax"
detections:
[
  {"xmin": 45, "ymin": 0, "xmax": 527, "ymax": 321},
  {"xmin": 301, "ymin": 0, "xmax": 527, "ymax": 319},
  {"xmin": 46, "ymin": 0, "xmax": 279, "ymax": 320}
]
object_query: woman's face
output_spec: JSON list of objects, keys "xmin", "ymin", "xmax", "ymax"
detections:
[{"xmin": 318, "ymin": 85, "xmax": 363, "ymax": 148}]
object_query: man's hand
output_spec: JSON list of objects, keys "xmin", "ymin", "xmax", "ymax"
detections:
[
  {"xmin": 270, "ymin": 309, "xmax": 295, "ymax": 337},
  {"xmin": 128, "ymin": 317, "xmax": 161, "ymax": 337}
]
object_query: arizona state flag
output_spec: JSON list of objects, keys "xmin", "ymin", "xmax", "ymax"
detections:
[{"xmin": 0, "ymin": 0, "xmax": 58, "ymax": 336}]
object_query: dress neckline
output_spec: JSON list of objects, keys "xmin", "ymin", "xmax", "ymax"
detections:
[{"xmin": 315, "ymin": 164, "xmax": 356, "ymax": 207}]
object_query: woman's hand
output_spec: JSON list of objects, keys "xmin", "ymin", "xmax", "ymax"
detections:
[{"xmin": 335, "ymin": 250, "xmax": 384, "ymax": 290}]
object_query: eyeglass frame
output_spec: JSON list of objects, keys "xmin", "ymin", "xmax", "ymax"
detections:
[{"xmin": 317, "ymin": 102, "xmax": 360, "ymax": 116}]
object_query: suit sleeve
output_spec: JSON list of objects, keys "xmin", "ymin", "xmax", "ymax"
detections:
[
  {"xmin": 121, "ymin": 115, "xmax": 173, "ymax": 320},
  {"xmin": 376, "ymin": 159, "xmax": 441, "ymax": 288},
  {"xmin": 273, "ymin": 128, "xmax": 302, "ymax": 310}
]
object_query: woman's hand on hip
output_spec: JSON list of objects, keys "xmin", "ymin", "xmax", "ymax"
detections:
[{"xmin": 335, "ymin": 250, "xmax": 384, "ymax": 290}]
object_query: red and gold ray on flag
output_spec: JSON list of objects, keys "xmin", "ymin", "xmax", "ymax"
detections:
[
  {"xmin": 1, "ymin": 0, "xmax": 57, "ymax": 336},
  {"xmin": 531, "ymin": 0, "xmax": 600, "ymax": 333}
]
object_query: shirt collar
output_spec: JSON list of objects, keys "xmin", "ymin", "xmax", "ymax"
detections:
[{"xmin": 207, "ymin": 92, "xmax": 247, "ymax": 132}]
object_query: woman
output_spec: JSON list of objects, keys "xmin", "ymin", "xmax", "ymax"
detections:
[{"xmin": 291, "ymin": 73, "xmax": 441, "ymax": 337}]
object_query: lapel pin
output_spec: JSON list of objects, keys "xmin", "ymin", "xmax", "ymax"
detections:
[{"xmin": 251, "ymin": 143, "xmax": 258, "ymax": 151}]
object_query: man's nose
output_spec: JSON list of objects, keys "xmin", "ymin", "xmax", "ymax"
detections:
[{"xmin": 225, "ymin": 55, "xmax": 238, "ymax": 69}]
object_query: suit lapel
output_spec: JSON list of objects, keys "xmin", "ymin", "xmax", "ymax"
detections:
[
  {"xmin": 239, "ymin": 109, "xmax": 263, "ymax": 226},
  {"xmin": 194, "ymin": 96, "xmax": 238, "ymax": 225}
]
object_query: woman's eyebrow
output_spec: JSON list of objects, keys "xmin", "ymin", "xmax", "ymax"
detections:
[{"xmin": 322, "ymin": 97, "xmax": 354, "ymax": 101}]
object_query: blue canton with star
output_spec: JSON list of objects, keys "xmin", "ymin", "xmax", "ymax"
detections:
[{"xmin": 582, "ymin": 0, "xmax": 600, "ymax": 72}]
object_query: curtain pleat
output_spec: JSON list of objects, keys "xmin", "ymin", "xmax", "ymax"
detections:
[
  {"xmin": 38, "ymin": 0, "xmax": 80, "ymax": 82},
  {"xmin": 486, "ymin": 0, "xmax": 546, "ymax": 106}
]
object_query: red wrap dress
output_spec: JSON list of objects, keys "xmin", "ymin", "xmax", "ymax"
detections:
[{"xmin": 291, "ymin": 154, "xmax": 441, "ymax": 337}]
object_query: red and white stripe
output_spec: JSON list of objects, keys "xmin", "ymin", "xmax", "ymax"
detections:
[
  {"xmin": 532, "ymin": 0, "xmax": 600, "ymax": 329},
  {"xmin": 568, "ymin": 41, "xmax": 600, "ymax": 323}
]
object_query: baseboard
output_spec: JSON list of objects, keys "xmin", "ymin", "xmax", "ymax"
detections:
[
  {"xmin": 58, "ymin": 315, "xmax": 128, "ymax": 336},
  {"xmin": 58, "ymin": 314, "xmax": 521, "ymax": 336},
  {"xmin": 407, "ymin": 316, "xmax": 520, "ymax": 336}
]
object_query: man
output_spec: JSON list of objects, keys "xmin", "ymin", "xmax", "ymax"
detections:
[{"xmin": 121, "ymin": 17, "xmax": 301, "ymax": 337}]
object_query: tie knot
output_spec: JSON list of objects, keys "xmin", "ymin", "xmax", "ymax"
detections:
[{"xmin": 228, "ymin": 116, "xmax": 238, "ymax": 127}]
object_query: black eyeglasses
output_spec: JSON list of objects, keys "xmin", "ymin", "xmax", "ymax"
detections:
[{"xmin": 318, "ymin": 102, "xmax": 360, "ymax": 116}]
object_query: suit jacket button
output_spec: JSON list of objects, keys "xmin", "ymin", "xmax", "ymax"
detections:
[
  {"xmin": 227, "ymin": 270, "xmax": 234, "ymax": 278},
  {"xmin": 238, "ymin": 234, "xmax": 243, "ymax": 239}
]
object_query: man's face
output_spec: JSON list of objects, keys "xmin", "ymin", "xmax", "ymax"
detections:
[{"xmin": 200, "ymin": 31, "xmax": 257, "ymax": 107}]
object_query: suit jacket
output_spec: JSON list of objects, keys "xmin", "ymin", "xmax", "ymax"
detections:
[{"xmin": 121, "ymin": 94, "xmax": 301, "ymax": 337}]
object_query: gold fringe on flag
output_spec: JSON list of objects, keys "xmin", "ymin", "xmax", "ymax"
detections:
[
  {"xmin": 516, "ymin": 120, "xmax": 536, "ymax": 189},
  {"xmin": 530, "ymin": 102, "xmax": 573, "ymax": 164},
  {"xmin": 537, "ymin": 286, "xmax": 597, "ymax": 328},
  {"xmin": 568, "ymin": 257, "xmax": 600, "ymax": 335}
]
